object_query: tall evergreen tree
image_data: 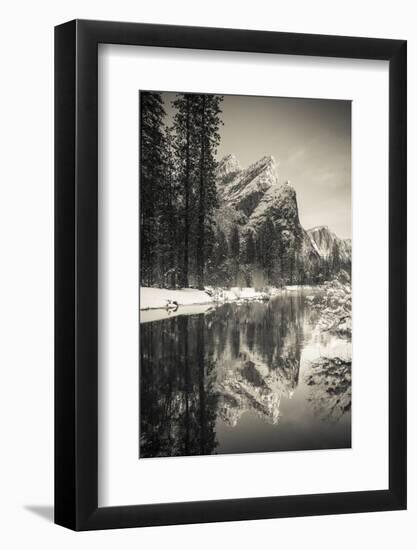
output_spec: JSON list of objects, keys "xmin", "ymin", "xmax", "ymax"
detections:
[
  {"xmin": 245, "ymin": 231, "xmax": 256, "ymax": 264},
  {"xmin": 160, "ymin": 125, "xmax": 179, "ymax": 287},
  {"xmin": 172, "ymin": 94, "xmax": 200, "ymax": 287},
  {"xmin": 331, "ymin": 240, "xmax": 341, "ymax": 274},
  {"xmin": 171, "ymin": 92, "xmax": 223, "ymax": 289},
  {"xmin": 195, "ymin": 94, "xmax": 223, "ymax": 289},
  {"xmin": 256, "ymin": 216, "xmax": 276, "ymax": 284},
  {"xmin": 140, "ymin": 91, "xmax": 166, "ymax": 287},
  {"xmin": 230, "ymin": 225, "xmax": 240, "ymax": 284},
  {"xmin": 230, "ymin": 225, "xmax": 240, "ymax": 260},
  {"xmin": 214, "ymin": 229, "xmax": 228, "ymax": 265}
]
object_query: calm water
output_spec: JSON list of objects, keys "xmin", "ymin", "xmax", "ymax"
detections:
[{"xmin": 139, "ymin": 289, "xmax": 351, "ymax": 458}]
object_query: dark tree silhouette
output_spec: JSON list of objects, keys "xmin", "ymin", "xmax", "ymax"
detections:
[
  {"xmin": 139, "ymin": 91, "xmax": 166, "ymax": 286},
  {"xmin": 195, "ymin": 94, "xmax": 223, "ymax": 289},
  {"xmin": 332, "ymin": 240, "xmax": 341, "ymax": 274},
  {"xmin": 245, "ymin": 231, "xmax": 256, "ymax": 264},
  {"xmin": 172, "ymin": 94, "xmax": 199, "ymax": 287}
]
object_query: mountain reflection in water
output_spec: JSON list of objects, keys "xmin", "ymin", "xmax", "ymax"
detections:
[{"xmin": 140, "ymin": 290, "xmax": 351, "ymax": 458}]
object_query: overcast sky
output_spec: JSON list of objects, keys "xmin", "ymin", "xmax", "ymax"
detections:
[{"xmin": 160, "ymin": 92, "xmax": 351, "ymax": 239}]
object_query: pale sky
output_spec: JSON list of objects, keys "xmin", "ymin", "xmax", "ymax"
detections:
[{"xmin": 159, "ymin": 92, "xmax": 351, "ymax": 239}]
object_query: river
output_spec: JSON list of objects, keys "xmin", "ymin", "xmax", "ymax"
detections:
[{"xmin": 139, "ymin": 288, "xmax": 351, "ymax": 458}]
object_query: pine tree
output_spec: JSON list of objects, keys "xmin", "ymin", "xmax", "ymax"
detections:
[
  {"xmin": 195, "ymin": 94, "xmax": 223, "ymax": 289},
  {"xmin": 230, "ymin": 225, "xmax": 240, "ymax": 284},
  {"xmin": 171, "ymin": 92, "xmax": 222, "ymax": 289},
  {"xmin": 245, "ymin": 231, "xmax": 256, "ymax": 264},
  {"xmin": 256, "ymin": 216, "xmax": 276, "ymax": 284},
  {"xmin": 160, "ymin": 126, "xmax": 179, "ymax": 288},
  {"xmin": 230, "ymin": 225, "xmax": 240, "ymax": 259},
  {"xmin": 140, "ymin": 91, "xmax": 166, "ymax": 287},
  {"xmin": 331, "ymin": 240, "xmax": 341, "ymax": 274},
  {"xmin": 172, "ymin": 94, "xmax": 200, "ymax": 287},
  {"xmin": 215, "ymin": 230, "xmax": 228, "ymax": 265}
]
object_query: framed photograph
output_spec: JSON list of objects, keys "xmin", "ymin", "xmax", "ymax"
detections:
[{"xmin": 55, "ymin": 20, "xmax": 406, "ymax": 530}]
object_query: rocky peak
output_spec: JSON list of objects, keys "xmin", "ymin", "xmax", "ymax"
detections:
[
  {"xmin": 216, "ymin": 154, "xmax": 317, "ymax": 257},
  {"xmin": 308, "ymin": 226, "xmax": 332, "ymax": 255},
  {"xmin": 215, "ymin": 153, "xmax": 350, "ymax": 280},
  {"xmin": 216, "ymin": 154, "xmax": 241, "ymax": 183},
  {"xmin": 308, "ymin": 226, "xmax": 351, "ymax": 262},
  {"xmin": 217, "ymin": 154, "xmax": 279, "ymax": 218},
  {"xmin": 249, "ymin": 178, "xmax": 297, "ymax": 227},
  {"xmin": 309, "ymin": 225, "xmax": 329, "ymax": 236}
]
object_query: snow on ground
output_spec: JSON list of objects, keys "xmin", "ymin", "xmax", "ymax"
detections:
[
  {"xmin": 285, "ymin": 285, "xmax": 315, "ymax": 291},
  {"xmin": 140, "ymin": 287, "xmax": 214, "ymax": 310},
  {"xmin": 214, "ymin": 286, "xmax": 268, "ymax": 302},
  {"xmin": 140, "ymin": 285, "xmax": 326, "ymax": 311},
  {"xmin": 140, "ymin": 286, "xmax": 272, "ymax": 311}
]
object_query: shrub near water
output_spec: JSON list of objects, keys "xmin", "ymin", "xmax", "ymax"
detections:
[
  {"xmin": 304, "ymin": 271, "xmax": 352, "ymax": 422},
  {"xmin": 307, "ymin": 270, "xmax": 352, "ymax": 337}
]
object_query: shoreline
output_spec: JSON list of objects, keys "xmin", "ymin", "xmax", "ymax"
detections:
[{"xmin": 139, "ymin": 285, "xmax": 320, "ymax": 312}]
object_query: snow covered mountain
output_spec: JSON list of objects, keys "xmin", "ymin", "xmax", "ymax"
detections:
[
  {"xmin": 307, "ymin": 226, "xmax": 351, "ymax": 263},
  {"xmin": 215, "ymin": 154, "xmax": 350, "ymax": 283},
  {"xmin": 217, "ymin": 155, "xmax": 279, "ymax": 216},
  {"xmin": 215, "ymin": 153, "xmax": 241, "ymax": 183}
]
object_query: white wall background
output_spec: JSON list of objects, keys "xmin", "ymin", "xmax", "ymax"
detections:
[{"xmin": 0, "ymin": 0, "xmax": 414, "ymax": 547}]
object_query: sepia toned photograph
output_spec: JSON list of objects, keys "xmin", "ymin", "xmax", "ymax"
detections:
[{"xmin": 139, "ymin": 91, "xmax": 352, "ymax": 459}]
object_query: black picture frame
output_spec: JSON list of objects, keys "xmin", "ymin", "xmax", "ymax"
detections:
[{"xmin": 55, "ymin": 19, "xmax": 407, "ymax": 531}]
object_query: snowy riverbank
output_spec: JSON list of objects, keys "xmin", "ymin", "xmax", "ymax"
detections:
[
  {"xmin": 140, "ymin": 287, "xmax": 213, "ymax": 310},
  {"xmin": 140, "ymin": 286, "xmax": 284, "ymax": 311}
]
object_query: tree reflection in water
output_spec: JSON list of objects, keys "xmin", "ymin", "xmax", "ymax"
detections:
[
  {"xmin": 305, "ymin": 357, "xmax": 351, "ymax": 422},
  {"xmin": 140, "ymin": 290, "xmax": 351, "ymax": 458},
  {"xmin": 140, "ymin": 314, "xmax": 218, "ymax": 458}
]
